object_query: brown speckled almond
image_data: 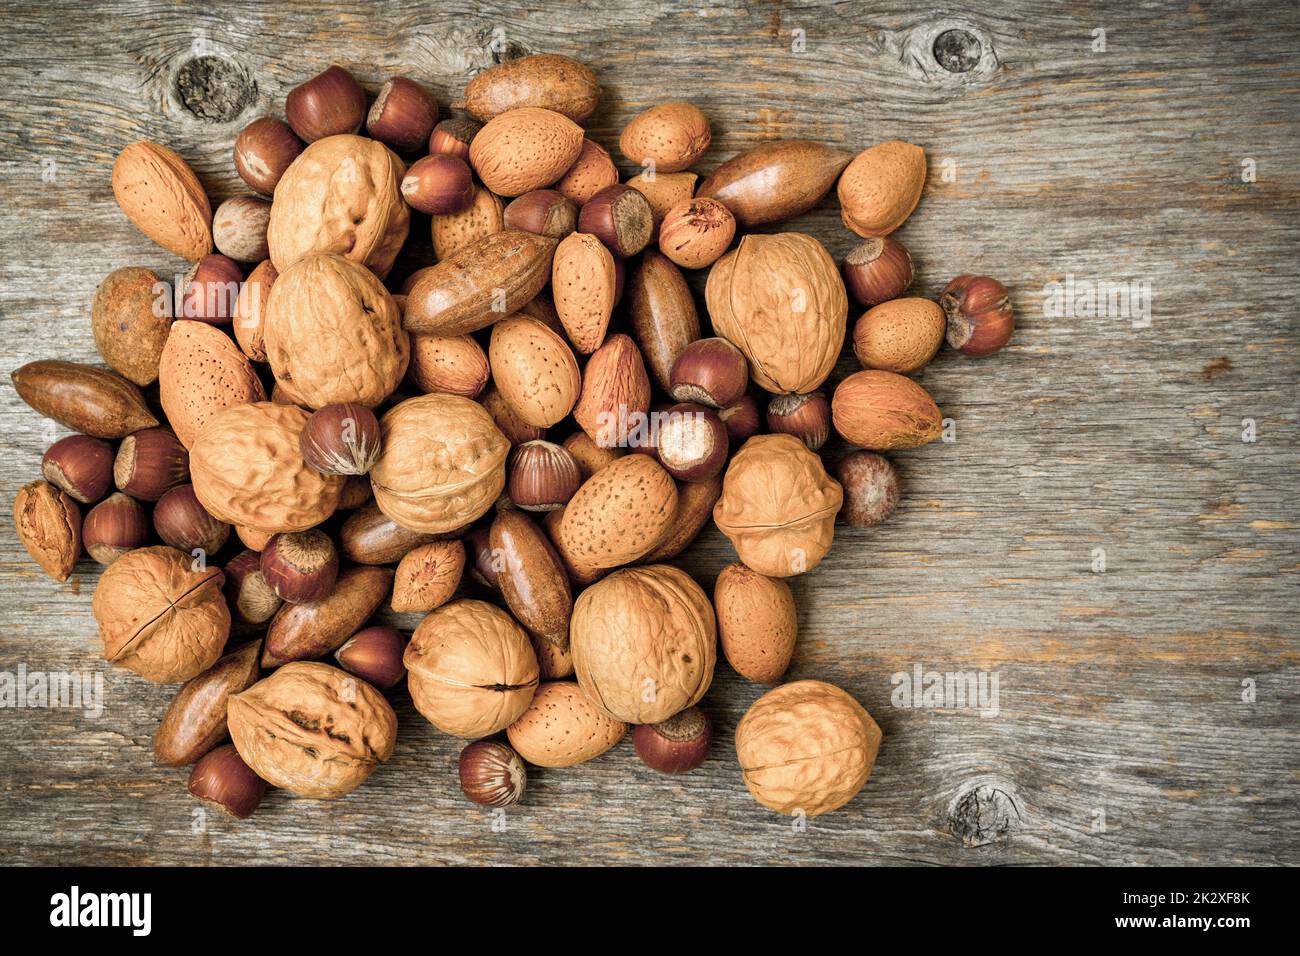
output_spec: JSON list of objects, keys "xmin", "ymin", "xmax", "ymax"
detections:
[
  {"xmin": 556, "ymin": 453, "xmax": 677, "ymax": 571},
  {"xmin": 552, "ymin": 232, "xmax": 616, "ymax": 353},
  {"xmin": 430, "ymin": 184, "xmax": 504, "ymax": 260},
  {"xmin": 714, "ymin": 562, "xmax": 797, "ymax": 685},
  {"xmin": 572, "ymin": 333, "xmax": 650, "ymax": 448},
  {"xmin": 554, "ymin": 139, "xmax": 619, "ymax": 205},
  {"xmin": 111, "ymin": 142, "xmax": 213, "ymax": 261},
  {"xmin": 837, "ymin": 141, "xmax": 926, "ymax": 238},
  {"xmin": 506, "ymin": 681, "xmax": 626, "ymax": 767},
  {"xmin": 851, "ymin": 297, "xmax": 945, "ymax": 374},
  {"xmin": 159, "ymin": 320, "xmax": 267, "ymax": 448},
  {"xmin": 488, "ymin": 316, "xmax": 580, "ymax": 428},
  {"xmin": 468, "ymin": 107, "xmax": 584, "ymax": 197}
]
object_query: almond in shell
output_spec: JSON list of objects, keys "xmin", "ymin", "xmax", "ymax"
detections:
[
  {"xmin": 468, "ymin": 107, "xmax": 584, "ymax": 197},
  {"xmin": 837, "ymin": 141, "xmax": 927, "ymax": 238},
  {"xmin": 714, "ymin": 562, "xmax": 797, "ymax": 685},
  {"xmin": 488, "ymin": 316, "xmax": 581, "ymax": 428},
  {"xmin": 831, "ymin": 370, "xmax": 943, "ymax": 450},
  {"xmin": 626, "ymin": 171, "xmax": 699, "ymax": 230},
  {"xmin": 572, "ymin": 333, "xmax": 651, "ymax": 449},
  {"xmin": 159, "ymin": 320, "xmax": 267, "ymax": 448},
  {"xmin": 619, "ymin": 101, "xmax": 711, "ymax": 173},
  {"xmin": 555, "ymin": 454, "xmax": 677, "ymax": 571},
  {"xmin": 506, "ymin": 681, "xmax": 626, "ymax": 768},
  {"xmin": 552, "ymin": 232, "xmax": 617, "ymax": 354},
  {"xmin": 111, "ymin": 142, "xmax": 213, "ymax": 261},
  {"xmin": 851, "ymin": 297, "xmax": 945, "ymax": 374},
  {"xmin": 554, "ymin": 139, "xmax": 619, "ymax": 205},
  {"xmin": 232, "ymin": 260, "xmax": 277, "ymax": 362},
  {"xmin": 407, "ymin": 332, "xmax": 489, "ymax": 397},
  {"xmin": 430, "ymin": 183, "xmax": 504, "ymax": 260}
]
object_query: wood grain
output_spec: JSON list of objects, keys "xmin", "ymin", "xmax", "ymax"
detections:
[{"xmin": 1, "ymin": 0, "xmax": 1297, "ymax": 866}]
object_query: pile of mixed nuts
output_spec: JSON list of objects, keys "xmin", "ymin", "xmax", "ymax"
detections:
[{"xmin": 11, "ymin": 53, "xmax": 1014, "ymax": 820}]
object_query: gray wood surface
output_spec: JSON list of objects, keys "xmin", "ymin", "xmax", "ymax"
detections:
[{"xmin": 1, "ymin": 0, "xmax": 1297, "ymax": 866}]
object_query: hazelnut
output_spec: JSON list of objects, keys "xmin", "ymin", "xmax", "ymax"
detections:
[
  {"xmin": 401, "ymin": 154, "xmax": 475, "ymax": 215},
  {"xmin": 655, "ymin": 403, "xmax": 729, "ymax": 482},
  {"xmin": 633, "ymin": 706, "xmax": 711, "ymax": 774},
  {"xmin": 367, "ymin": 76, "xmax": 439, "ymax": 153},
  {"xmin": 260, "ymin": 530, "xmax": 339, "ymax": 605},
  {"xmin": 212, "ymin": 197, "xmax": 272, "ymax": 263},
  {"xmin": 335, "ymin": 625, "xmax": 407, "ymax": 689},
  {"xmin": 669, "ymin": 337, "xmax": 748, "ymax": 409},
  {"xmin": 82, "ymin": 492, "xmax": 148, "ymax": 565},
  {"xmin": 428, "ymin": 117, "xmax": 481, "ymax": 160},
  {"xmin": 338, "ymin": 474, "xmax": 373, "ymax": 510},
  {"xmin": 503, "ymin": 189, "xmax": 578, "ymax": 239},
  {"xmin": 842, "ymin": 236, "xmax": 913, "ymax": 307},
  {"xmin": 114, "ymin": 427, "xmax": 189, "ymax": 501},
  {"xmin": 940, "ymin": 274, "xmax": 1014, "ymax": 356},
  {"xmin": 178, "ymin": 254, "xmax": 242, "ymax": 323},
  {"xmin": 13, "ymin": 479, "xmax": 81, "ymax": 581},
  {"xmin": 836, "ymin": 451, "xmax": 900, "ymax": 526},
  {"xmin": 766, "ymin": 392, "xmax": 831, "ymax": 451},
  {"xmin": 658, "ymin": 198, "xmax": 736, "ymax": 269},
  {"xmin": 154, "ymin": 484, "xmax": 230, "ymax": 556},
  {"xmin": 458, "ymin": 740, "xmax": 526, "ymax": 807},
  {"xmin": 577, "ymin": 184, "xmax": 653, "ymax": 258},
  {"xmin": 234, "ymin": 117, "xmax": 304, "ymax": 195},
  {"xmin": 299, "ymin": 403, "xmax": 382, "ymax": 476},
  {"xmin": 719, "ymin": 394, "xmax": 761, "ymax": 446},
  {"xmin": 41, "ymin": 434, "xmax": 114, "ymax": 504},
  {"xmin": 508, "ymin": 440, "xmax": 581, "ymax": 512},
  {"xmin": 464, "ymin": 525, "xmax": 499, "ymax": 590},
  {"xmin": 224, "ymin": 550, "xmax": 283, "ymax": 625},
  {"xmin": 285, "ymin": 64, "xmax": 367, "ymax": 142},
  {"xmin": 188, "ymin": 743, "xmax": 266, "ymax": 820}
]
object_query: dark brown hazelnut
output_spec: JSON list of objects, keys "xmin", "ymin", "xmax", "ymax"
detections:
[
  {"xmin": 299, "ymin": 403, "xmax": 382, "ymax": 476},
  {"xmin": 188, "ymin": 744, "xmax": 266, "ymax": 819},
  {"xmin": 941, "ymin": 274, "xmax": 1014, "ymax": 357},
  {"xmin": 260, "ymin": 530, "xmax": 339, "ymax": 605},
  {"xmin": 428, "ymin": 117, "xmax": 481, "ymax": 161},
  {"xmin": 154, "ymin": 484, "xmax": 230, "ymax": 556},
  {"xmin": 234, "ymin": 117, "xmax": 304, "ymax": 195},
  {"xmin": 842, "ymin": 237, "xmax": 913, "ymax": 307},
  {"xmin": 766, "ymin": 392, "xmax": 831, "ymax": 451},
  {"xmin": 285, "ymin": 64, "xmax": 367, "ymax": 142},
  {"xmin": 223, "ymin": 550, "xmax": 283, "ymax": 624},
  {"xmin": 503, "ymin": 189, "xmax": 578, "ymax": 239},
  {"xmin": 81, "ymin": 492, "xmax": 149, "ymax": 565},
  {"xmin": 458, "ymin": 740, "xmax": 526, "ymax": 807},
  {"xmin": 577, "ymin": 184, "xmax": 653, "ymax": 258},
  {"xmin": 836, "ymin": 451, "xmax": 901, "ymax": 526},
  {"xmin": 718, "ymin": 394, "xmax": 761, "ymax": 447},
  {"xmin": 114, "ymin": 427, "xmax": 189, "ymax": 501},
  {"xmin": 335, "ymin": 625, "xmax": 406, "ymax": 689},
  {"xmin": 401, "ymin": 154, "xmax": 475, "ymax": 215},
  {"xmin": 655, "ymin": 403, "xmax": 728, "ymax": 482},
  {"xmin": 337, "ymin": 474, "xmax": 373, "ymax": 510},
  {"xmin": 366, "ymin": 76, "xmax": 439, "ymax": 153},
  {"xmin": 178, "ymin": 254, "xmax": 243, "ymax": 324},
  {"xmin": 633, "ymin": 707, "xmax": 711, "ymax": 774},
  {"xmin": 508, "ymin": 440, "xmax": 581, "ymax": 512},
  {"xmin": 669, "ymin": 337, "xmax": 748, "ymax": 409},
  {"xmin": 41, "ymin": 434, "xmax": 114, "ymax": 504}
]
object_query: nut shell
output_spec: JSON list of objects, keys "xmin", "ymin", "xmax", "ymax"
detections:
[
  {"xmin": 408, "ymin": 333, "xmax": 490, "ymax": 398},
  {"xmin": 190, "ymin": 402, "xmax": 344, "ymax": 534},
  {"xmin": 626, "ymin": 250, "xmax": 700, "ymax": 391},
  {"xmin": 13, "ymin": 479, "xmax": 81, "ymax": 581},
  {"xmin": 714, "ymin": 563, "xmax": 797, "ymax": 684},
  {"xmin": 489, "ymin": 316, "xmax": 581, "ymax": 427},
  {"xmin": 554, "ymin": 139, "xmax": 619, "ymax": 205},
  {"xmin": 570, "ymin": 565, "xmax": 716, "ymax": 724},
  {"xmin": 837, "ymin": 141, "xmax": 926, "ymax": 238},
  {"xmin": 430, "ymin": 184, "xmax": 504, "ymax": 260},
  {"xmin": 735, "ymin": 680, "xmax": 882, "ymax": 816},
  {"xmin": 837, "ymin": 451, "xmax": 901, "ymax": 526},
  {"xmin": 92, "ymin": 267, "xmax": 171, "ymax": 386},
  {"xmin": 82, "ymin": 492, "xmax": 148, "ymax": 565},
  {"xmin": 335, "ymin": 626, "xmax": 407, "ymax": 689},
  {"xmin": 506, "ymin": 681, "xmax": 627, "ymax": 768},
  {"xmin": 262, "ymin": 564, "xmax": 393, "ymax": 667},
  {"xmin": 158, "ymin": 320, "xmax": 267, "ymax": 448},
  {"xmin": 713, "ymin": 433, "xmax": 842, "ymax": 577},
  {"xmin": 111, "ymin": 141, "xmax": 212, "ymax": 261},
  {"xmin": 556, "ymin": 453, "xmax": 677, "ymax": 572},
  {"xmin": 234, "ymin": 117, "xmax": 304, "ymax": 195},
  {"xmin": 852, "ymin": 298, "xmax": 945, "ymax": 374},
  {"xmin": 697, "ymin": 140, "xmax": 852, "ymax": 227},
  {"xmin": 469, "ymin": 107, "xmax": 584, "ymax": 197},
  {"xmin": 232, "ymin": 260, "xmax": 277, "ymax": 362},
  {"xmin": 619, "ymin": 101, "xmax": 711, "ymax": 173},
  {"xmin": 155, "ymin": 640, "xmax": 261, "ymax": 766},
  {"xmin": 658, "ymin": 197, "xmax": 735, "ymax": 269},
  {"xmin": 391, "ymin": 540, "xmax": 464, "ymax": 613},
  {"xmin": 490, "ymin": 510, "xmax": 573, "ymax": 648},
  {"xmin": 626, "ymin": 171, "xmax": 698, "ymax": 230},
  {"xmin": 42, "ymin": 434, "xmax": 114, "ymax": 504},
  {"xmin": 459, "ymin": 740, "xmax": 526, "ymax": 806},
  {"xmin": 228, "ymin": 661, "xmax": 397, "ymax": 799},
  {"xmin": 463, "ymin": 54, "xmax": 600, "ymax": 123},
  {"xmin": 299, "ymin": 403, "xmax": 383, "ymax": 476},
  {"xmin": 404, "ymin": 599, "xmax": 540, "ymax": 738},
  {"xmin": 573, "ymin": 333, "xmax": 652, "ymax": 448},
  {"xmin": 92, "ymin": 545, "xmax": 229, "ymax": 683},
  {"xmin": 213, "ymin": 196, "xmax": 272, "ymax": 262},
  {"xmin": 552, "ymin": 232, "xmax": 617, "ymax": 354},
  {"xmin": 831, "ymin": 370, "xmax": 943, "ymax": 450},
  {"xmin": 11, "ymin": 360, "xmax": 158, "ymax": 439}
]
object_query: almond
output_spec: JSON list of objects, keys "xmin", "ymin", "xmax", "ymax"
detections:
[
  {"xmin": 555, "ymin": 453, "xmax": 677, "ymax": 571},
  {"xmin": 159, "ymin": 320, "xmax": 267, "ymax": 448},
  {"xmin": 831, "ymin": 369, "xmax": 943, "ymax": 450},
  {"xmin": 572, "ymin": 333, "xmax": 651, "ymax": 448},
  {"xmin": 13, "ymin": 479, "xmax": 81, "ymax": 582},
  {"xmin": 111, "ymin": 142, "xmax": 213, "ymax": 261},
  {"xmin": 552, "ymin": 232, "xmax": 616, "ymax": 353},
  {"xmin": 837, "ymin": 141, "xmax": 927, "ymax": 238},
  {"xmin": 562, "ymin": 432, "xmax": 625, "ymax": 480},
  {"xmin": 462, "ymin": 54, "xmax": 601, "ymax": 123},
  {"xmin": 468, "ymin": 107, "xmax": 584, "ymax": 197},
  {"xmin": 626, "ymin": 250, "xmax": 701, "ymax": 390},
  {"xmin": 626, "ymin": 171, "xmax": 698, "ymax": 230},
  {"xmin": 479, "ymin": 385, "xmax": 545, "ymax": 446},
  {"xmin": 408, "ymin": 332, "xmax": 489, "ymax": 397},
  {"xmin": 714, "ymin": 562, "xmax": 797, "ymax": 685},
  {"xmin": 232, "ymin": 260, "xmax": 277, "ymax": 363},
  {"xmin": 851, "ymin": 297, "xmax": 945, "ymax": 374},
  {"xmin": 391, "ymin": 540, "xmax": 465, "ymax": 613},
  {"xmin": 506, "ymin": 681, "xmax": 626, "ymax": 768},
  {"xmin": 619, "ymin": 101, "xmax": 711, "ymax": 173},
  {"xmin": 554, "ymin": 139, "xmax": 619, "ymax": 205},
  {"xmin": 488, "ymin": 316, "xmax": 581, "ymax": 428},
  {"xmin": 430, "ymin": 184, "xmax": 503, "ymax": 260}
]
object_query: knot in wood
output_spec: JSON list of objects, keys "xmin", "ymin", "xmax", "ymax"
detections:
[
  {"xmin": 948, "ymin": 782, "xmax": 1022, "ymax": 847},
  {"xmin": 174, "ymin": 55, "xmax": 256, "ymax": 122},
  {"xmin": 932, "ymin": 29, "xmax": 982, "ymax": 73}
]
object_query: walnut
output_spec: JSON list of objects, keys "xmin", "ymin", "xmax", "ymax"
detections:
[
  {"xmin": 266, "ymin": 134, "xmax": 409, "ymax": 278},
  {"xmin": 705, "ymin": 232, "xmax": 847, "ymax": 394},
  {"xmin": 735, "ymin": 680, "xmax": 881, "ymax": 816},
  {"xmin": 369, "ymin": 394, "xmax": 509, "ymax": 533},
  {"xmin": 263, "ymin": 253, "xmax": 409, "ymax": 409},
  {"xmin": 91, "ymin": 546, "xmax": 229, "ymax": 683},
  {"xmin": 712, "ymin": 433, "xmax": 842, "ymax": 577},
  {"xmin": 227, "ymin": 661, "xmax": 397, "ymax": 799},
  {"xmin": 403, "ymin": 599, "xmax": 539, "ymax": 738},
  {"xmin": 190, "ymin": 402, "xmax": 345, "ymax": 534},
  {"xmin": 569, "ymin": 565, "xmax": 715, "ymax": 724}
]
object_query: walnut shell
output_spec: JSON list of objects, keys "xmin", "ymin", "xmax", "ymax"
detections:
[
  {"xmin": 159, "ymin": 320, "xmax": 267, "ymax": 449},
  {"xmin": 488, "ymin": 316, "xmax": 581, "ymax": 427},
  {"xmin": 403, "ymin": 599, "xmax": 539, "ymax": 738},
  {"xmin": 570, "ymin": 565, "xmax": 715, "ymax": 724},
  {"xmin": 468, "ymin": 107, "xmax": 584, "ymax": 197},
  {"xmin": 266, "ymin": 134, "xmax": 409, "ymax": 278},
  {"xmin": 713, "ymin": 433, "xmax": 842, "ymax": 577},
  {"xmin": 369, "ymin": 393, "xmax": 509, "ymax": 533},
  {"xmin": 190, "ymin": 402, "xmax": 344, "ymax": 533},
  {"xmin": 556, "ymin": 453, "xmax": 677, "ymax": 572},
  {"xmin": 506, "ymin": 681, "xmax": 626, "ymax": 768},
  {"xmin": 263, "ymin": 253, "xmax": 408, "ymax": 409},
  {"xmin": 735, "ymin": 680, "xmax": 882, "ymax": 816},
  {"xmin": 228, "ymin": 661, "xmax": 397, "ymax": 799},
  {"xmin": 705, "ymin": 233, "xmax": 847, "ymax": 395},
  {"xmin": 92, "ymin": 546, "xmax": 230, "ymax": 683}
]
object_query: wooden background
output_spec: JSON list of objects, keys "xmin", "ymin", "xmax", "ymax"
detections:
[{"xmin": 1, "ymin": 0, "xmax": 1297, "ymax": 866}]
